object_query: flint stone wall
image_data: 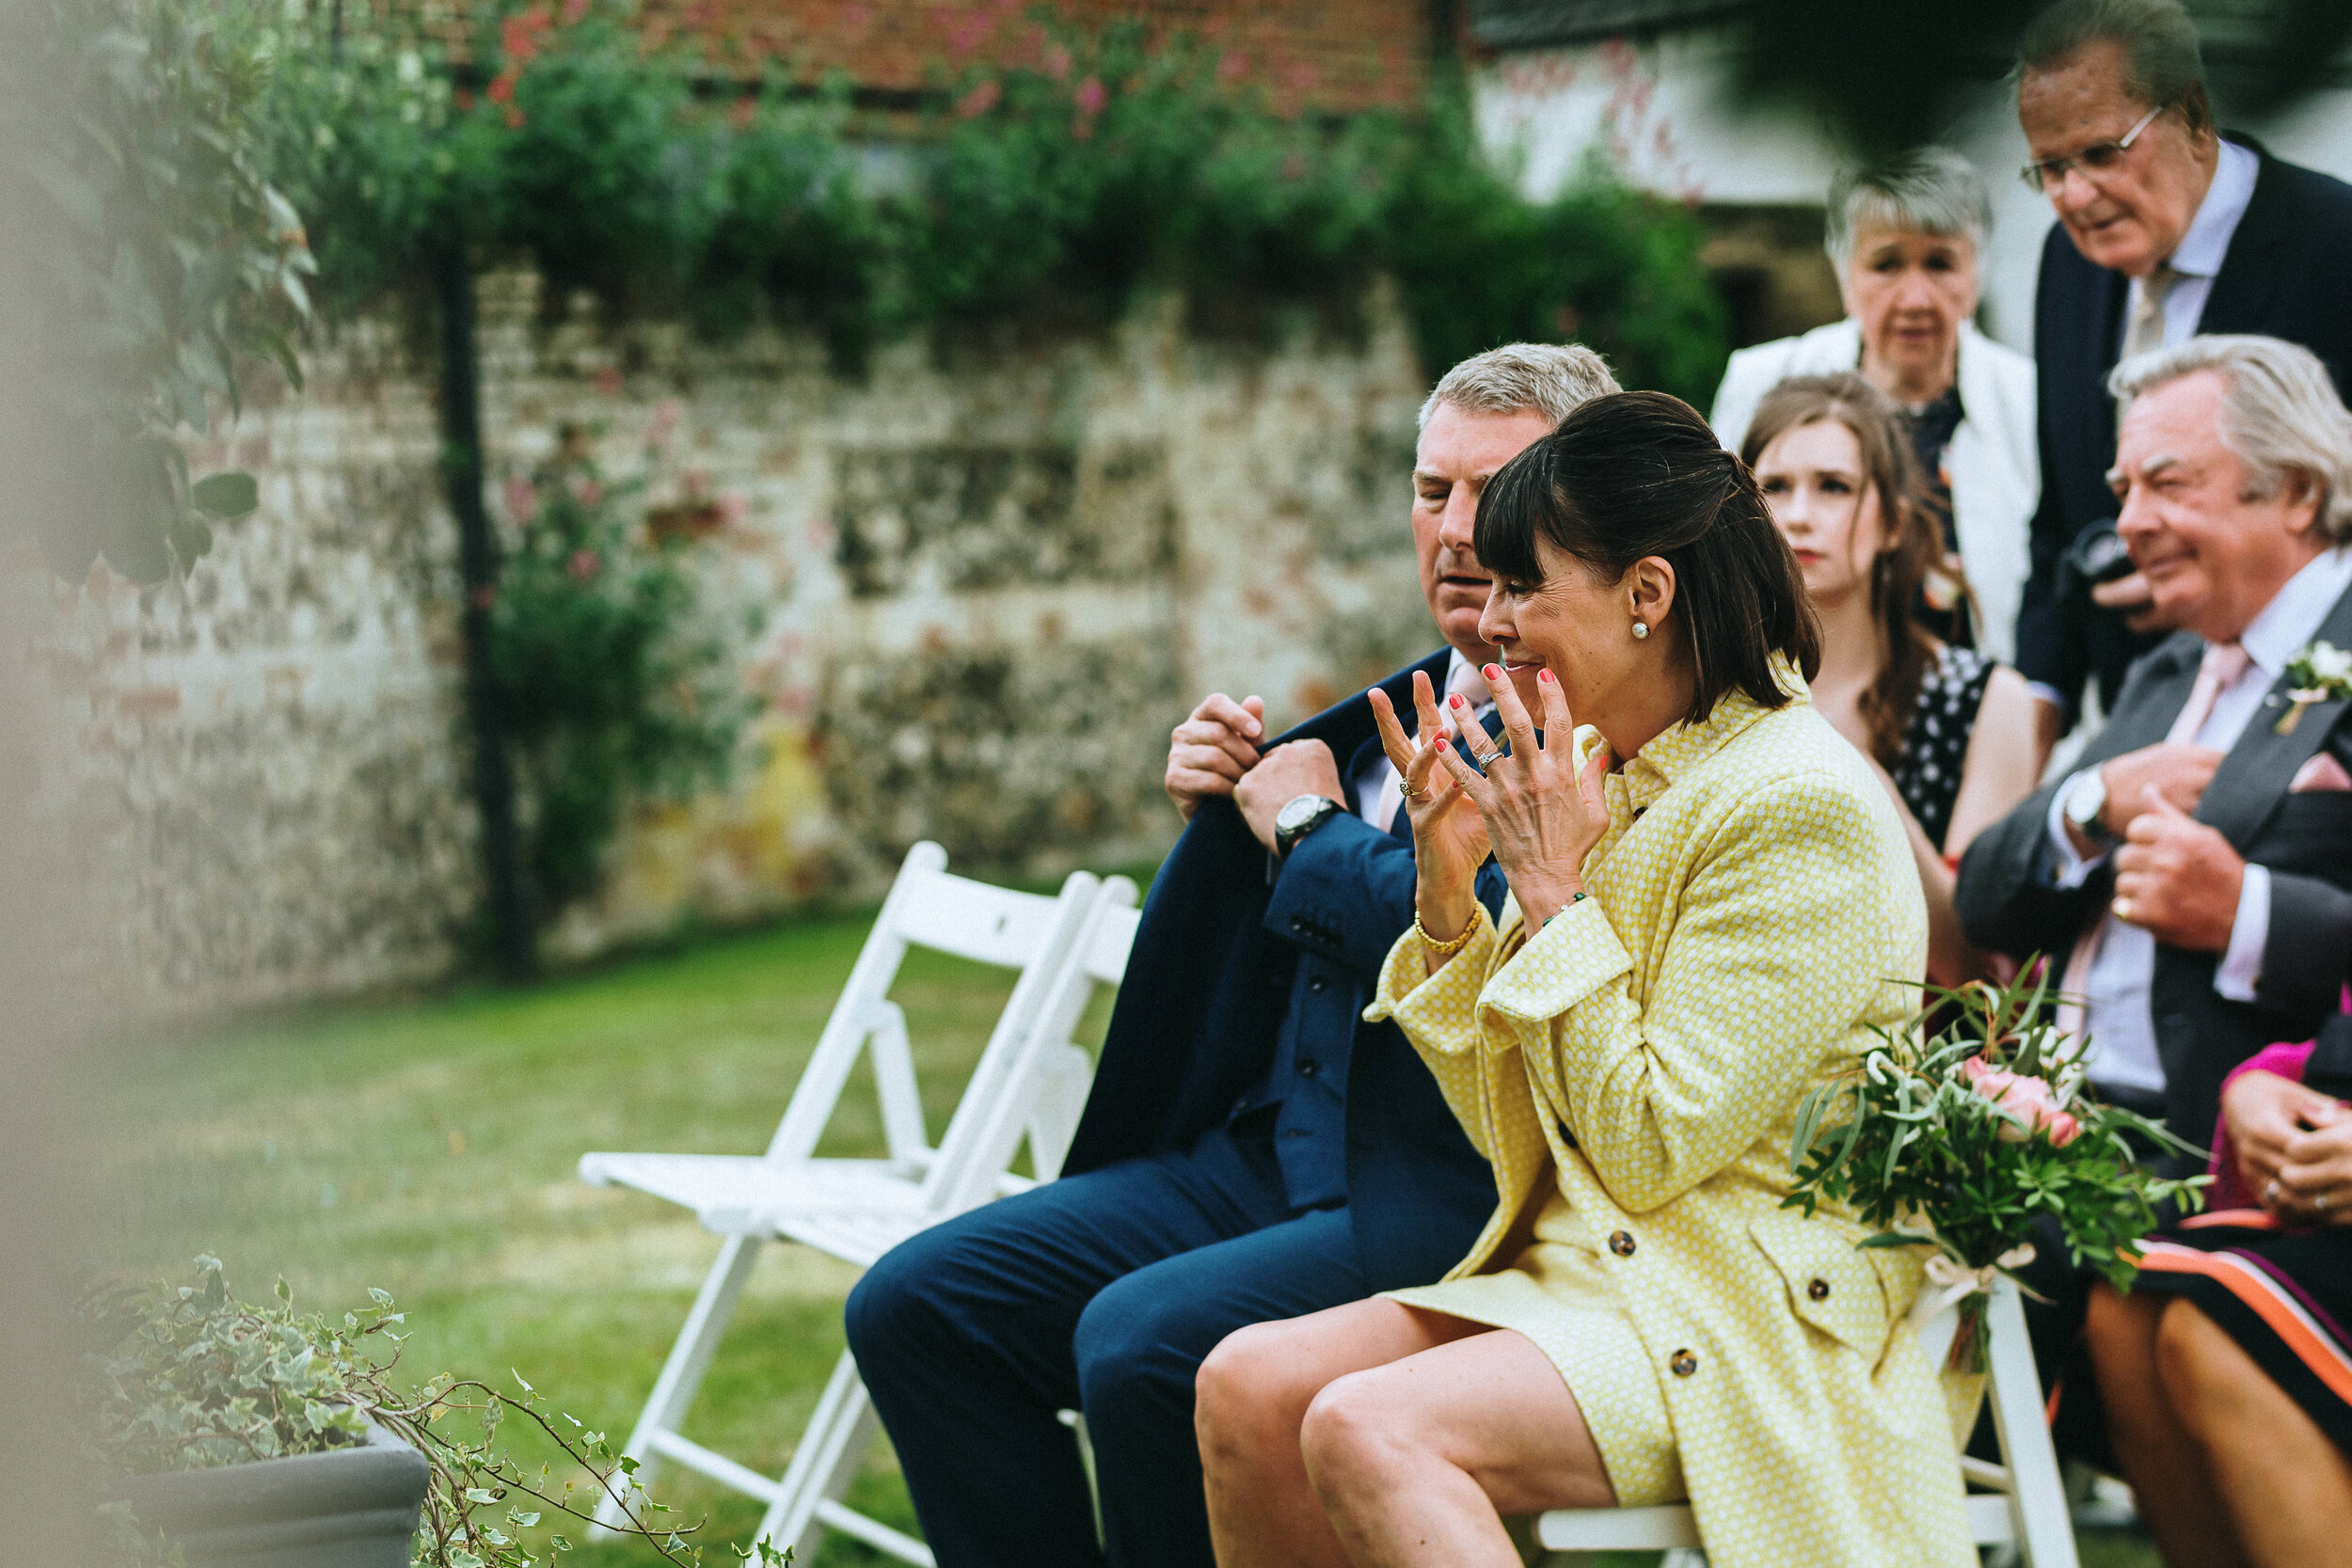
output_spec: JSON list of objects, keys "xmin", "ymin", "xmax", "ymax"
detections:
[{"xmin": 54, "ymin": 275, "xmax": 1439, "ymax": 1010}]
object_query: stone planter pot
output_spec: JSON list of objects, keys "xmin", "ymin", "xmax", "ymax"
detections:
[{"xmin": 107, "ymin": 1421, "xmax": 430, "ymax": 1568}]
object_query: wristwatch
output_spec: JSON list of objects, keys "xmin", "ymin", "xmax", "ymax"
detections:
[
  {"xmin": 1274, "ymin": 793, "xmax": 1343, "ymax": 859},
  {"xmin": 2063, "ymin": 768, "xmax": 2121, "ymax": 849}
]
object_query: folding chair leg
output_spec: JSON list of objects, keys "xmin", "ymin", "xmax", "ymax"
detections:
[
  {"xmin": 756, "ymin": 1350, "xmax": 933, "ymax": 1568},
  {"xmin": 1986, "ymin": 1279, "xmax": 2080, "ymax": 1568},
  {"xmin": 592, "ymin": 1235, "xmax": 763, "ymax": 1535}
]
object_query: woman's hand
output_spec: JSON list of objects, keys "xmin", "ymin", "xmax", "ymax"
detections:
[
  {"xmin": 2223, "ymin": 1069, "xmax": 2348, "ymax": 1217},
  {"xmin": 1370, "ymin": 673, "xmax": 1491, "ymax": 958},
  {"xmin": 1429, "ymin": 663, "xmax": 1612, "ymax": 931}
]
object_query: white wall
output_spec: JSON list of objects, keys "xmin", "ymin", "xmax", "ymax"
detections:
[{"xmin": 1474, "ymin": 30, "xmax": 2352, "ymax": 358}]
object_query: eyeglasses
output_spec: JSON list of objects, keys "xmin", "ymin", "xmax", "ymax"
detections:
[{"xmin": 2019, "ymin": 104, "xmax": 2164, "ymax": 195}]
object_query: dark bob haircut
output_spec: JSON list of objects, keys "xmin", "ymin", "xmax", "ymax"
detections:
[{"xmin": 1473, "ymin": 389, "xmax": 1821, "ymax": 726}]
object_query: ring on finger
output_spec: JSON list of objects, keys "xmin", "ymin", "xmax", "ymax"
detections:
[
  {"xmin": 2321, "ymin": 1192, "xmax": 2334, "ymax": 1218},
  {"xmin": 2111, "ymin": 895, "xmax": 2137, "ymax": 924},
  {"xmin": 2266, "ymin": 1178, "xmax": 2284, "ymax": 1205},
  {"xmin": 1402, "ymin": 778, "xmax": 1431, "ymax": 802}
]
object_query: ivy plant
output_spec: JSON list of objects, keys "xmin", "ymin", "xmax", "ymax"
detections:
[
  {"xmin": 81, "ymin": 1255, "xmax": 788, "ymax": 1568},
  {"xmin": 486, "ymin": 459, "xmax": 755, "ymax": 916},
  {"xmin": 14, "ymin": 0, "xmax": 316, "ymax": 582}
]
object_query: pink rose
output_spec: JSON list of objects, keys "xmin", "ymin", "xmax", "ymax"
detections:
[{"xmin": 1961, "ymin": 1056, "xmax": 2081, "ymax": 1147}]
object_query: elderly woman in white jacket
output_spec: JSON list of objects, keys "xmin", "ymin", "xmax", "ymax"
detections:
[{"xmin": 1712, "ymin": 148, "xmax": 2038, "ymax": 662}]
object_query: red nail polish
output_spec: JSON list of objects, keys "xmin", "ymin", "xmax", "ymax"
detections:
[
  {"xmin": 1449, "ymin": 693, "xmax": 1465, "ymax": 708},
  {"xmin": 1538, "ymin": 668, "xmax": 1554, "ymax": 683},
  {"xmin": 1483, "ymin": 663, "xmax": 1501, "ymax": 680},
  {"xmin": 1436, "ymin": 736, "xmax": 1450, "ymax": 752}
]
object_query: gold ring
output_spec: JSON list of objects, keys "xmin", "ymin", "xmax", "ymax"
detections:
[
  {"xmin": 2111, "ymin": 896, "xmax": 2136, "ymax": 924},
  {"xmin": 1402, "ymin": 779, "xmax": 1430, "ymax": 802}
]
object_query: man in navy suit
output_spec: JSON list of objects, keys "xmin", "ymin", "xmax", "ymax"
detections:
[
  {"xmin": 845, "ymin": 343, "xmax": 1620, "ymax": 1568},
  {"xmin": 2011, "ymin": 0, "xmax": 2352, "ymax": 762}
]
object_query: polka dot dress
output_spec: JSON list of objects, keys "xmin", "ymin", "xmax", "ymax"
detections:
[
  {"xmin": 1892, "ymin": 644, "xmax": 1996, "ymax": 853},
  {"xmin": 1366, "ymin": 666, "xmax": 1977, "ymax": 1568}
]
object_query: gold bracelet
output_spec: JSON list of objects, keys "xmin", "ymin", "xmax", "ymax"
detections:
[{"xmin": 1414, "ymin": 908, "xmax": 1477, "ymax": 958}]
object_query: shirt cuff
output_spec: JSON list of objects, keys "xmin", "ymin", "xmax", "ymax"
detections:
[
  {"xmin": 2026, "ymin": 680, "xmax": 2069, "ymax": 715},
  {"xmin": 2043, "ymin": 771, "xmax": 2108, "ymax": 889},
  {"xmin": 2214, "ymin": 863, "xmax": 2271, "ymax": 1003}
]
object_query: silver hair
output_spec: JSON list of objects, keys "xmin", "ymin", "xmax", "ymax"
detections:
[
  {"xmin": 1417, "ymin": 342, "xmax": 1620, "ymax": 432},
  {"xmin": 1824, "ymin": 147, "xmax": 1993, "ymax": 271},
  {"xmin": 2108, "ymin": 334, "xmax": 2352, "ymax": 542},
  {"xmin": 2015, "ymin": 0, "xmax": 2212, "ymax": 137}
]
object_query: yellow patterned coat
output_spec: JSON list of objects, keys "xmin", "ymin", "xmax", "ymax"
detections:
[{"xmin": 1364, "ymin": 675, "xmax": 1974, "ymax": 1568}]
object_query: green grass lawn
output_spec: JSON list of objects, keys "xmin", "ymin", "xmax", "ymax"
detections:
[{"xmin": 74, "ymin": 910, "xmax": 2162, "ymax": 1568}]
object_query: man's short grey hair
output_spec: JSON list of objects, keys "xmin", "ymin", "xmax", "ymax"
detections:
[
  {"xmin": 1824, "ymin": 147, "xmax": 1992, "ymax": 271},
  {"xmin": 2015, "ymin": 0, "xmax": 2211, "ymax": 137},
  {"xmin": 1417, "ymin": 342, "xmax": 1620, "ymax": 432},
  {"xmin": 2109, "ymin": 334, "xmax": 2352, "ymax": 542}
]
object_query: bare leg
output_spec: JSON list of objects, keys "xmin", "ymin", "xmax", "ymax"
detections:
[
  {"xmin": 1301, "ymin": 1323, "xmax": 1613, "ymax": 1568},
  {"xmin": 2156, "ymin": 1296, "xmax": 2352, "ymax": 1568},
  {"xmin": 1198, "ymin": 1299, "xmax": 1485, "ymax": 1568},
  {"xmin": 2085, "ymin": 1282, "xmax": 2249, "ymax": 1568}
]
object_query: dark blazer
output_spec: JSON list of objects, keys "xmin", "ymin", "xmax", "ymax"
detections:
[
  {"xmin": 1064, "ymin": 649, "xmax": 1505, "ymax": 1290},
  {"xmin": 1957, "ymin": 582, "xmax": 2352, "ymax": 1149},
  {"xmin": 2016, "ymin": 141, "xmax": 2352, "ymax": 725}
]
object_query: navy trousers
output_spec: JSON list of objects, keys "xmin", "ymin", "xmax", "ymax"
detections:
[{"xmin": 843, "ymin": 1130, "xmax": 1372, "ymax": 1568}]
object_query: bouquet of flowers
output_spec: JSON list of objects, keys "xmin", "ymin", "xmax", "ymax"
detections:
[{"xmin": 1786, "ymin": 970, "xmax": 2209, "ymax": 1371}]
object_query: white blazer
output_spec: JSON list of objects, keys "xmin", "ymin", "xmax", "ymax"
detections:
[{"xmin": 1708, "ymin": 318, "xmax": 2040, "ymax": 665}]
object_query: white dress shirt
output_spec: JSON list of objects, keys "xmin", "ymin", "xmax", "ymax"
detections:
[
  {"xmin": 1352, "ymin": 651, "xmax": 1494, "ymax": 833},
  {"xmin": 2024, "ymin": 141, "xmax": 2263, "ymax": 717},
  {"xmin": 2123, "ymin": 139, "xmax": 2260, "ymax": 354},
  {"xmin": 2046, "ymin": 546, "xmax": 2352, "ymax": 1090}
]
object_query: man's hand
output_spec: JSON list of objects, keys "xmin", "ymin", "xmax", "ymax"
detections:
[
  {"xmin": 1166, "ymin": 693, "xmax": 1266, "ymax": 820},
  {"xmin": 2111, "ymin": 787, "xmax": 2245, "ymax": 951},
  {"xmin": 2095, "ymin": 743, "xmax": 2224, "ymax": 841},
  {"xmin": 1232, "ymin": 740, "xmax": 1345, "ymax": 856},
  {"xmin": 2091, "ymin": 569, "xmax": 2170, "ymax": 635},
  {"xmin": 2223, "ymin": 1069, "xmax": 2345, "ymax": 1212}
]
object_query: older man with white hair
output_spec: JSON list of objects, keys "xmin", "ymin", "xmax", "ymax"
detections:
[{"xmin": 1959, "ymin": 333, "xmax": 2352, "ymax": 1148}]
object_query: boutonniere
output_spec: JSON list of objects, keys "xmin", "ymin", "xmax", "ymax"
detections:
[{"xmin": 2278, "ymin": 639, "xmax": 2352, "ymax": 734}]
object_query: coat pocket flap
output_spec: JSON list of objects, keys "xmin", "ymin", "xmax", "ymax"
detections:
[{"xmin": 1748, "ymin": 1212, "xmax": 1893, "ymax": 1361}]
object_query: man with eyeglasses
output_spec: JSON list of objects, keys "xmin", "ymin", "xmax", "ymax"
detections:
[{"xmin": 2013, "ymin": 0, "xmax": 2352, "ymax": 764}]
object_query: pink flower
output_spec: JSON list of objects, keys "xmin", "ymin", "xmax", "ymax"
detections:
[
  {"xmin": 567, "ymin": 548, "xmax": 601, "ymax": 582},
  {"xmin": 1961, "ymin": 1056, "xmax": 2082, "ymax": 1147},
  {"xmin": 1042, "ymin": 43, "xmax": 1071, "ymax": 79},
  {"xmin": 955, "ymin": 79, "xmax": 1000, "ymax": 119},
  {"xmin": 503, "ymin": 476, "xmax": 538, "ymax": 524},
  {"xmin": 1073, "ymin": 76, "xmax": 1106, "ymax": 116}
]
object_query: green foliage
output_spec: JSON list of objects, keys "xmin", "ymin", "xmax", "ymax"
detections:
[
  {"xmin": 1786, "ymin": 969, "xmax": 2211, "ymax": 1292},
  {"xmin": 486, "ymin": 462, "xmax": 752, "ymax": 915},
  {"xmin": 243, "ymin": 4, "xmax": 1724, "ymax": 399},
  {"xmin": 13, "ymin": 0, "xmax": 314, "ymax": 582},
  {"xmin": 80, "ymin": 1256, "xmax": 789, "ymax": 1568}
]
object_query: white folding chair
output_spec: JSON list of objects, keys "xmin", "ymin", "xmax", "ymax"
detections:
[
  {"xmin": 1529, "ymin": 1275, "xmax": 2078, "ymax": 1567},
  {"xmin": 577, "ymin": 843, "xmax": 1136, "ymax": 1564}
]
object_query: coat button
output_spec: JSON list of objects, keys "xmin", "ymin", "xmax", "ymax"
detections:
[
  {"xmin": 1608, "ymin": 1230, "xmax": 1636, "ymax": 1258},
  {"xmin": 1298, "ymin": 1060, "xmax": 1318, "ymax": 1077},
  {"xmin": 1670, "ymin": 1350, "xmax": 1698, "ymax": 1378},
  {"xmin": 1308, "ymin": 974, "xmax": 1327, "ymax": 993},
  {"xmin": 1808, "ymin": 1278, "xmax": 1831, "ymax": 1301}
]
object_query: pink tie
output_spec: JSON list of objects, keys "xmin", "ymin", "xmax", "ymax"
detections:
[
  {"xmin": 2164, "ymin": 641, "xmax": 2251, "ymax": 746},
  {"xmin": 2057, "ymin": 640, "xmax": 2248, "ymax": 1044}
]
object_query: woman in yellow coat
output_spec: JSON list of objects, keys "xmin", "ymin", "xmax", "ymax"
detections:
[{"xmin": 1193, "ymin": 391, "xmax": 1974, "ymax": 1568}]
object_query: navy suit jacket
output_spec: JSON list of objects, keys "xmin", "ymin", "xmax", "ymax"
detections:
[
  {"xmin": 2018, "ymin": 140, "xmax": 2352, "ymax": 724},
  {"xmin": 1063, "ymin": 649, "xmax": 1505, "ymax": 1290}
]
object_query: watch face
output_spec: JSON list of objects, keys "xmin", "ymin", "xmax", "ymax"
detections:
[{"xmin": 1278, "ymin": 795, "xmax": 1328, "ymax": 832}]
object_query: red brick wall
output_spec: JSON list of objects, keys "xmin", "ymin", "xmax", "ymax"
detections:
[{"xmin": 649, "ymin": 0, "xmax": 1438, "ymax": 113}]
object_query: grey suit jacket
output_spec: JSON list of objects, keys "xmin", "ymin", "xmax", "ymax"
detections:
[{"xmin": 1955, "ymin": 581, "xmax": 2352, "ymax": 1149}]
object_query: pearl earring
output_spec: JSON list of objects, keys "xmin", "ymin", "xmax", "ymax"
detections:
[{"xmin": 1631, "ymin": 620, "xmax": 1650, "ymax": 641}]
